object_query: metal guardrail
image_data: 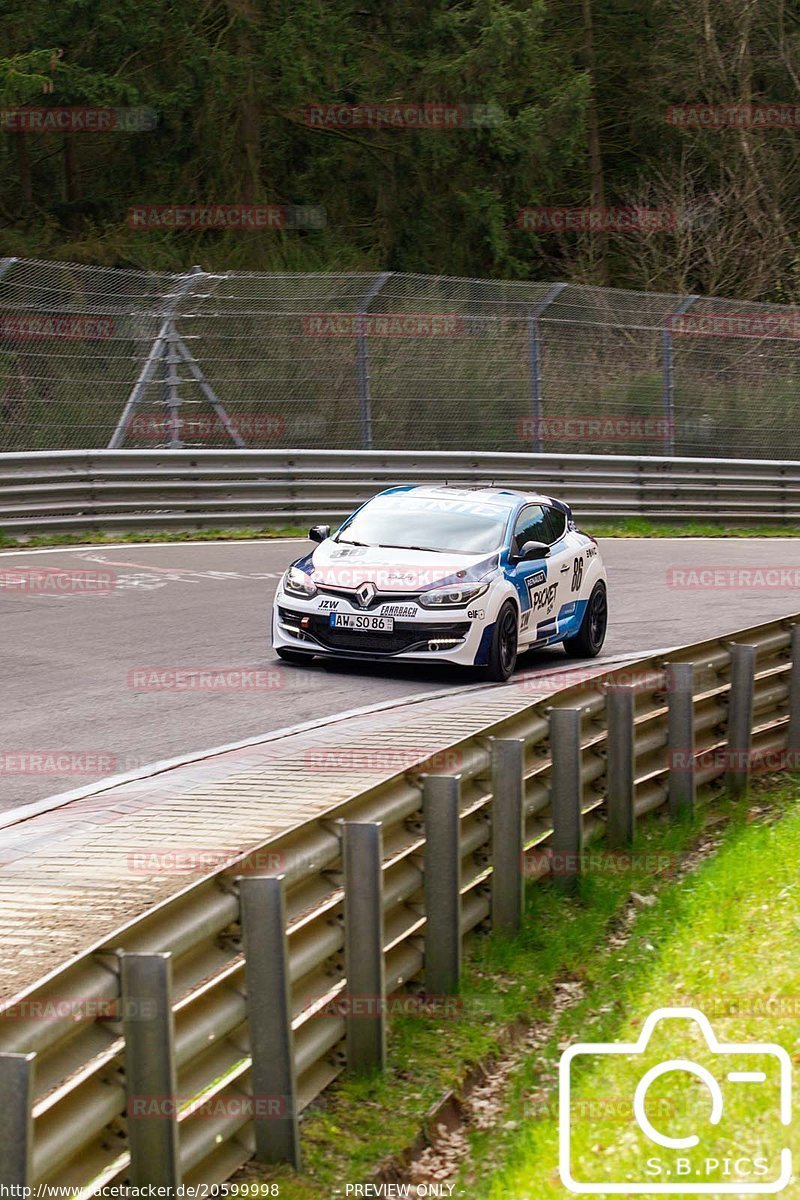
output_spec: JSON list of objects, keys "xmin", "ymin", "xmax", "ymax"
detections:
[
  {"xmin": 0, "ymin": 612, "xmax": 798, "ymax": 1189},
  {"xmin": 2, "ymin": 449, "xmax": 800, "ymax": 533}
]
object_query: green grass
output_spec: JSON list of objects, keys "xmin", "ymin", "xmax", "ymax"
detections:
[
  {"xmin": 1, "ymin": 519, "xmax": 799, "ymax": 550},
  {"xmin": 473, "ymin": 779, "xmax": 800, "ymax": 1198},
  {"xmin": 246, "ymin": 779, "xmax": 800, "ymax": 1199},
  {"xmin": 0, "ymin": 526, "xmax": 307, "ymax": 549}
]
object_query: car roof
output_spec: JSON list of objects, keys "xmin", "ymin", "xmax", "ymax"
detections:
[{"xmin": 378, "ymin": 484, "xmax": 556, "ymax": 509}]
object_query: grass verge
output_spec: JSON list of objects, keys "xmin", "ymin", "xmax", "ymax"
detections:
[
  {"xmin": 1, "ymin": 519, "xmax": 799, "ymax": 550},
  {"xmin": 246, "ymin": 776, "xmax": 800, "ymax": 1199}
]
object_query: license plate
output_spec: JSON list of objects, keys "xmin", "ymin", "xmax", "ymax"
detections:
[{"xmin": 330, "ymin": 612, "xmax": 394, "ymax": 632}]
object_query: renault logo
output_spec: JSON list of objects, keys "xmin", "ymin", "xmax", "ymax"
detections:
[{"xmin": 356, "ymin": 581, "xmax": 377, "ymax": 608}]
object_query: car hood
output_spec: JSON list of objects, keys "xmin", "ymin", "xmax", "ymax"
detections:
[{"xmin": 298, "ymin": 542, "xmax": 500, "ymax": 593}]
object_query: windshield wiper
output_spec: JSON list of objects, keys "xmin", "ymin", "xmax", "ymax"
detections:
[{"xmin": 335, "ymin": 537, "xmax": 370, "ymax": 547}]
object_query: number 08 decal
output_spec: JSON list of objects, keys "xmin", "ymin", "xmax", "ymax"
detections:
[{"xmin": 571, "ymin": 556, "xmax": 584, "ymax": 592}]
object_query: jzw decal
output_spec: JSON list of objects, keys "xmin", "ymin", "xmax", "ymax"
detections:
[
  {"xmin": 520, "ymin": 611, "xmax": 531, "ymax": 632},
  {"xmin": 319, "ymin": 599, "xmax": 340, "ymax": 609},
  {"xmin": 585, "ymin": 545, "xmax": 598, "ymax": 560},
  {"xmin": 571, "ymin": 557, "xmax": 584, "ymax": 593},
  {"xmin": 523, "ymin": 570, "xmax": 548, "ymax": 605},
  {"xmin": 530, "ymin": 582, "xmax": 558, "ymax": 613}
]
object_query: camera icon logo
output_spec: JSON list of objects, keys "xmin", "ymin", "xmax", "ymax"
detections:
[{"xmin": 559, "ymin": 1007, "xmax": 792, "ymax": 1194}]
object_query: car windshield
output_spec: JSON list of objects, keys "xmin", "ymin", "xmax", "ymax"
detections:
[{"xmin": 336, "ymin": 493, "xmax": 509, "ymax": 554}]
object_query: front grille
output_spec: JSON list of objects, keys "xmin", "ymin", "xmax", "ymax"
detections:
[
  {"xmin": 308, "ymin": 615, "xmax": 470, "ymax": 655},
  {"xmin": 316, "ymin": 585, "xmax": 420, "ymax": 611}
]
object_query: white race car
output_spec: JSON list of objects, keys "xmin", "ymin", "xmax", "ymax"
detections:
[{"xmin": 272, "ymin": 485, "xmax": 608, "ymax": 681}]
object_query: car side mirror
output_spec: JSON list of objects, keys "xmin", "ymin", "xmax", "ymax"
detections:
[
  {"xmin": 309, "ymin": 524, "xmax": 331, "ymax": 543},
  {"xmin": 515, "ymin": 539, "xmax": 550, "ymax": 562}
]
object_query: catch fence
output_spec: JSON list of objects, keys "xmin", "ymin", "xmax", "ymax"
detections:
[{"xmin": 0, "ymin": 258, "xmax": 798, "ymax": 458}]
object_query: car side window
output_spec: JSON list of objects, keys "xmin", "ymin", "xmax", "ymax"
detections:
[
  {"xmin": 543, "ymin": 506, "xmax": 567, "ymax": 543},
  {"xmin": 512, "ymin": 505, "xmax": 549, "ymax": 551}
]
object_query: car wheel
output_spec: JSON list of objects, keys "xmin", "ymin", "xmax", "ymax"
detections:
[
  {"xmin": 563, "ymin": 582, "xmax": 607, "ymax": 658},
  {"xmin": 484, "ymin": 600, "xmax": 519, "ymax": 682},
  {"xmin": 276, "ymin": 647, "xmax": 314, "ymax": 665}
]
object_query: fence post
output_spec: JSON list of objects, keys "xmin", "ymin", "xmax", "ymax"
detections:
[
  {"xmin": 120, "ymin": 952, "xmax": 181, "ymax": 1189},
  {"xmin": 667, "ymin": 662, "xmax": 696, "ymax": 818},
  {"xmin": 788, "ymin": 626, "xmax": 800, "ymax": 771},
  {"xmin": 661, "ymin": 294, "xmax": 699, "ymax": 455},
  {"xmin": 527, "ymin": 282, "xmax": 567, "ymax": 452},
  {"xmin": 606, "ymin": 685, "xmax": 636, "ymax": 846},
  {"xmin": 342, "ymin": 822, "xmax": 386, "ymax": 1073},
  {"xmin": 0, "ymin": 1052, "xmax": 34, "ymax": 1187},
  {"xmin": 164, "ymin": 323, "xmax": 183, "ymax": 448},
  {"xmin": 355, "ymin": 272, "xmax": 392, "ymax": 450},
  {"xmin": 239, "ymin": 875, "xmax": 301, "ymax": 1167},
  {"xmin": 0, "ymin": 258, "xmax": 18, "ymax": 284},
  {"xmin": 423, "ymin": 774, "xmax": 462, "ymax": 994},
  {"xmin": 727, "ymin": 644, "xmax": 756, "ymax": 797},
  {"xmin": 549, "ymin": 707, "xmax": 583, "ymax": 892},
  {"xmin": 490, "ymin": 738, "xmax": 525, "ymax": 933},
  {"xmin": 108, "ymin": 265, "xmax": 205, "ymax": 449}
]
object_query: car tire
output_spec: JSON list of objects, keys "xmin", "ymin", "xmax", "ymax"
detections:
[
  {"xmin": 562, "ymin": 582, "xmax": 608, "ymax": 658},
  {"xmin": 276, "ymin": 647, "xmax": 314, "ymax": 665},
  {"xmin": 483, "ymin": 600, "xmax": 519, "ymax": 682}
]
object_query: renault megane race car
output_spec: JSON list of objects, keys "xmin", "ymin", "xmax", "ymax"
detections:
[{"xmin": 272, "ymin": 486, "xmax": 608, "ymax": 681}]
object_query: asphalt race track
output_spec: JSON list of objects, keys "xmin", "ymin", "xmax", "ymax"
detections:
[{"xmin": 1, "ymin": 536, "xmax": 798, "ymax": 810}]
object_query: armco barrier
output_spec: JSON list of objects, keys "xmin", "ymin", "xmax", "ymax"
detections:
[
  {"xmin": 1, "ymin": 448, "xmax": 800, "ymax": 533},
  {"xmin": 0, "ymin": 612, "xmax": 797, "ymax": 1188}
]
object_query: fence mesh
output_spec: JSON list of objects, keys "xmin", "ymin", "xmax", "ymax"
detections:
[{"xmin": 0, "ymin": 257, "xmax": 797, "ymax": 457}]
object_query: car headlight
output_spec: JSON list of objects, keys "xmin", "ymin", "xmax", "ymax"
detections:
[
  {"xmin": 282, "ymin": 566, "xmax": 318, "ymax": 599},
  {"xmin": 418, "ymin": 580, "xmax": 489, "ymax": 608}
]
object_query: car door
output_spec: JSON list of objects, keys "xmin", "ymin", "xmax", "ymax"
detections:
[{"xmin": 508, "ymin": 504, "xmax": 573, "ymax": 645}]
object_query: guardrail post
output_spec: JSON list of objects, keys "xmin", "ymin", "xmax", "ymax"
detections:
[
  {"xmin": 606, "ymin": 685, "xmax": 636, "ymax": 846},
  {"xmin": 239, "ymin": 875, "xmax": 301, "ymax": 1167},
  {"xmin": 667, "ymin": 662, "xmax": 696, "ymax": 819},
  {"xmin": 342, "ymin": 822, "xmax": 386, "ymax": 1072},
  {"xmin": 120, "ymin": 952, "xmax": 181, "ymax": 1189},
  {"xmin": 490, "ymin": 738, "xmax": 525, "ymax": 933},
  {"xmin": 0, "ymin": 1052, "xmax": 34, "ymax": 1187},
  {"xmin": 727, "ymin": 644, "xmax": 756, "ymax": 797},
  {"xmin": 788, "ymin": 626, "xmax": 800, "ymax": 771},
  {"xmin": 423, "ymin": 775, "xmax": 462, "ymax": 994},
  {"xmin": 549, "ymin": 708, "xmax": 583, "ymax": 892}
]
